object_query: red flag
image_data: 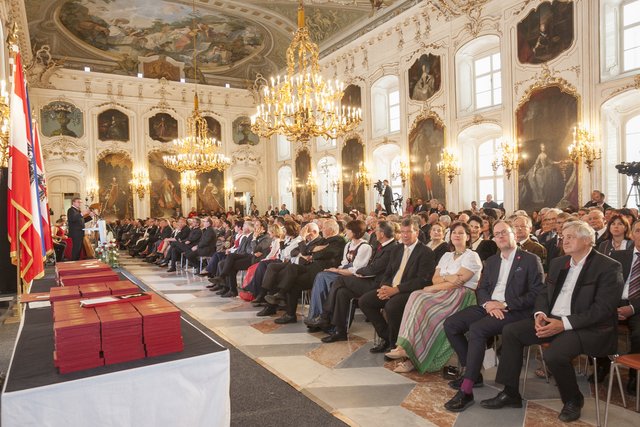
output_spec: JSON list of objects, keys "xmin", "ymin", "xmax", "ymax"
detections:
[
  {"xmin": 33, "ymin": 121, "xmax": 54, "ymax": 256},
  {"xmin": 7, "ymin": 52, "xmax": 44, "ymax": 284}
]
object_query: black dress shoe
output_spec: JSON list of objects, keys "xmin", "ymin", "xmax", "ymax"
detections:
[
  {"xmin": 166, "ymin": 267, "xmax": 176, "ymax": 273},
  {"xmin": 274, "ymin": 314, "xmax": 297, "ymax": 324},
  {"xmin": 480, "ymin": 391, "xmax": 523, "ymax": 409},
  {"xmin": 558, "ymin": 395, "xmax": 584, "ymax": 423},
  {"xmin": 321, "ymin": 332, "xmax": 348, "ymax": 343},
  {"xmin": 264, "ymin": 292, "xmax": 286, "ymax": 306},
  {"xmin": 221, "ymin": 290, "xmax": 237, "ymax": 298},
  {"xmin": 448, "ymin": 374, "xmax": 484, "ymax": 390},
  {"xmin": 627, "ymin": 372, "xmax": 638, "ymax": 396},
  {"xmin": 251, "ymin": 295, "xmax": 266, "ymax": 306},
  {"xmin": 369, "ymin": 340, "xmax": 390, "ymax": 353},
  {"xmin": 208, "ymin": 277, "xmax": 223, "ymax": 284},
  {"xmin": 444, "ymin": 391, "xmax": 475, "ymax": 412},
  {"xmin": 304, "ymin": 316, "xmax": 331, "ymax": 329},
  {"xmin": 215, "ymin": 288, "xmax": 228, "ymax": 295},
  {"xmin": 256, "ymin": 305, "xmax": 277, "ymax": 317}
]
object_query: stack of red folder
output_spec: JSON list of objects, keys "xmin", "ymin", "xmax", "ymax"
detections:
[
  {"xmin": 132, "ymin": 295, "xmax": 183, "ymax": 357},
  {"xmin": 79, "ymin": 284, "xmax": 111, "ymax": 299},
  {"xmin": 106, "ymin": 280, "xmax": 140, "ymax": 295},
  {"xmin": 95, "ymin": 304, "xmax": 145, "ymax": 365},
  {"xmin": 59, "ymin": 271, "xmax": 120, "ymax": 287},
  {"xmin": 53, "ymin": 305, "xmax": 103, "ymax": 374},
  {"xmin": 56, "ymin": 261, "xmax": 111, "ymax": 281},
  {"xmin": 49, "ymin": 286, "xmax": 81, "ymax": 303}
]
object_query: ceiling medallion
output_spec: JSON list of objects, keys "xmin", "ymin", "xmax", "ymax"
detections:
[{"xmin": 250, "ymin": 0, "xmax": 362, "ymax": 144}]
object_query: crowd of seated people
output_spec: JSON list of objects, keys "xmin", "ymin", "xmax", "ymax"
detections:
[{"xmin": 103, "ymin": 190, "xmax": 640, "ymax": 423}]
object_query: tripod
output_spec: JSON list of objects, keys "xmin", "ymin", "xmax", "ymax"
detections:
[{"xmin": 623, "ymin": 173, "xmax": 640, "ymax": 208}]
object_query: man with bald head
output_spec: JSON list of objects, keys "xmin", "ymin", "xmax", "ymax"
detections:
[{"xmin": 587, "ymin": 208, "xmax": 607, "ymax": 247}]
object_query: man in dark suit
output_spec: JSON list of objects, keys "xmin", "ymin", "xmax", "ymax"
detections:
[
  {"xmin": 307, "ymin": 220, "xmax": 399, "ymax": 341},
  {"xmin": 414, "ymin": 198, "xmax": 427, "ymax": 213},
  {"xmin": 266, "ymin": 219, "xmax": 346, "ymax": 324},
  {"xmin": 584, "ymin": 190, "xmax": 612, "ymax": 211},
  {"xmin": 481, "ymin": 220, "xmax": 624, "ymax": 423},
  {"xmin": 358, "ymin": 218, "xmax": 436, "ymax": 352},
  {"xmin": 442, "ymin": 220, "xmax": 544, "ymax": 412},
  {"xmin": 608, "ymin": 219, "xmax": 640, "ymax": 395},
  {"xmin": 543, "ymin": 212, "xmax": 572, "ymax": 271},
  {"xmin": 67, "ymin": 197, "xmax": 92, "ymax": 260},
  {"xmin": 184, "ymin": 216, "xmax": 217, "ymax": 265},
  {"xmin": 587, "ymin": 208, "xmax": 608, "ymax": 247},
  {"xmin": 512, "ymin": 215, "xmax": 546, "ymax": 266},
  {"xmin": 167, "ymin": 217, "xmax": 203, "ymax": 272},
  {"xmin": 382, "ymin": 179, "xmax": 393, "ymax": 214}
]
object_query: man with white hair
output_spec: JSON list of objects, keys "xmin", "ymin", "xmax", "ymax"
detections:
[
  {"xmin": 440, "ymin": 214, "xmax": 452, "ymax": 242},
  {"xmin": 587, "ymin": 208, "xmax": 607, "ymax": 246},
  {"xmin": 481, "ymin": 220, "xmax": 623, "ymax": 423}
]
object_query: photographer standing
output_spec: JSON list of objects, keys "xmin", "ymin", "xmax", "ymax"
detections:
[{"xmin": 383, "ymin": 179, "xmax": 393, "ymax": 214}]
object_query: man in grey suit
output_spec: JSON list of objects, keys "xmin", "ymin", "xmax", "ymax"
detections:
[
  {"xmin": 443, "ymin": 220, "xmax": 544, "ymax": 412},
  {"xmin": 481, "ymin": 220, "xmax": 623, "ymax": 423}
]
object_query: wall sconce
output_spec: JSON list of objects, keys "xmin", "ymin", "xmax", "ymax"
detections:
[
  {"xmin": 86, "ymin": 178, "xmax": 100, "ymax": 201},
  {"xmin": 330, "ymin": 177, "xmax": 341, "ymax": 193},
  {"xmin": 224, "ymin": 179, "xmax": 235, "ymax": 200},
  {"xmin": 355, "ymin": 161, "xmax": 371, "ymax": 189},
  {"xmin": 392, "ymin": 161, "xmax": 410, "ymax": 187},
  {"xmin": 129, "ymin": 169, "xmax": 151, "ymax": 199},
  {"xmin": 436, "ymin": 148, "xmax": 461, "ymax": 184},
  {"xmin": 569, "ymin": 125, "xmax": 601, "ymax": 172},
  {"xmin": 180, "ymin": 170, "xmax": 200, "ymax": 199},
  {"xmin": 286, "ymin": 179, "xmax": 295, "ymax": 195},
  {"xmin": 306, "ymin": 172, "xmax": 318, "ymax": 195},
  {"xmin": 0, "ymin": 79, "xmax": 9, "ymax": 168},
  {"xmin": 491, "ymin": 140, "xmax": 520, "ymax": 179}
]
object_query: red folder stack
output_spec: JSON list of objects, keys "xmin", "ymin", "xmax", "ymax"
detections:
[
  {"xmin": 95, "ymin": 304, "xmax": 145, "ymax": 365},
  {"xmin": 56, "ymin": 261, "xmax": 112, "ymax": 281},
  {"xmin": 106, "ymin": 280, "xmax": 141, "ymax": 296},
  {"xmin": 79, "ymin": 284, "xmax": 111, "ymax": 299},
  {"xmin": 53, "ymin": 305, "xmax": 103, "ymax": 374},
  {"xmin": 59, "ymin": 271, "xmax": 120, "ymax": 287},
  {"xmin": 132, "ymin": 295, "xmax": 184, "ymax": 357},
  {"xmin": 49, "ymin": 286, "xmax": 81, "ymax": 303}
]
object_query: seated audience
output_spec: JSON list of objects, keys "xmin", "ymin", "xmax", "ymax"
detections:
[
  {"xmin": 425, "ymin": 221, "xmax": 449, "ymax": 264},
  {"xmin": 468, "ymin": 215, "xmax": 498, "ymax": 262},
  {"xmin": 596, "ymin": 214, "xmax": 632, "ymax": 256},
  {"xmin": 511, "ymin": 215, "xmax": 546, "ymax": 265}
]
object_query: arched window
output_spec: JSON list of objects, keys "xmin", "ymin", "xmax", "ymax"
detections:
[
  {"xmin": 623, "ymin": 115, "xmax": 640, "ymax": 205},
  {"xmin": 477, "ymin": 139, "xmax": 504, "ymax": 205},
  {"xmin": 317, "ymin": 156, "xmax": 338, "ymax": 213},
  {"xmin": 456, "ymin": 35, "xmax": 502, "ymax": 114},
  {"xmin": 371, "ymin": 75, "xmax": 400, "ymax": 137},
  {"xmin": 372, "ymin": 144, "xmax": 402, "ymax": 214},
  {"xmin": 602, "ymin": 0, "xmax": 640, "ymax": 79},
  {"xmin": 277, "ymin": 165, "xmax": 293, "ymax": 210}
]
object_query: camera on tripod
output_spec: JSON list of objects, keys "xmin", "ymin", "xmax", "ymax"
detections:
[
  {"xmin": 373, "ymin": 180, "xmax": 384, "ymax": 196},
  {"xmin": 615, "ymin": 162, "xmax": 640, "ymax": 176}
]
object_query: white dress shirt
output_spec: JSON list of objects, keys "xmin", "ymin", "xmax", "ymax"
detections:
[
  {"xmin": 548, "ymin": 251, "xmax": 590, "ymax": 330},
  {"xmin": 491, "ymin": 248, "xmax": 517, "ymax": 302}
]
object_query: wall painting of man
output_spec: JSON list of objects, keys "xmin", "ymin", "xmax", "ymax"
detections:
[
  {"xmin": 97, "ymin": 152, "xmax": 133, "ymax": 220},
  {"xmin": 148, "ymin": 151, "xmax": 182, "ymax": 217},
  {"xmin": 409, "ymin": 117, "xmax": 445, "ymax": 204},
  {"xmin": 517, "ymin": 1, "xmax": 574, "ymax": 65},
  {"xmin": 98, "ymin": 108, "xmax": 129, "ymax": 142},
  {"xmin": 149, "ymin": 112, "xmax": 178, "ymax": 143}
]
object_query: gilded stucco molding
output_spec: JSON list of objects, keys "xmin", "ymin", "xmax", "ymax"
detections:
[
  {"xmin": 514, "ymin": 64, "xmax": 580, "ymax": 103},
  {"xmin": 603, "ymin": 75, "xmax": 640, "ymax": 102},
  {"xmin": 409, "ymin": 108, "xmax": 445, "ymax": 135},
  {"xmin": 43, "ymin": 138, "xmax": 86, "ymax": 165},
  {"xmin": 232, "ymin": 146, "xmax": 260, "ymax": 166},
  {"xmin": 96, "ymin": 148, "xmax": 132, "ymax": 162},
  {"xmin": 458, "ymin": 114, "xmax": 501, "ymax": 133}
]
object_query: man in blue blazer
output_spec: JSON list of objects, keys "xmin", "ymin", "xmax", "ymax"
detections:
[{"xmin": 443, "ymin": 220, "xmax": 544, "ymax": 412}]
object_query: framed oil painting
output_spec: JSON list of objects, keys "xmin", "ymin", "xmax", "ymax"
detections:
[
  {"xmin": 98, "ymin": 108, "xmax": 129, "ymax": 142},
  {"xmin": 516, "ymin": 85, "xmax": 579, "ymax": 212},
  {"xmin": 148, "ymin": 151, "xmax": 182, "ymax": 217},
  {"xmin": 342, "ymin": 84, "xmax": 362, "ymax": 110},
  {"xmin": 204, "ymin": 116, "xmax": 222, "ymax": 140},
  {"xmin": 97, "ymin": 152, "xmax": 134, "ymax": 220},
  {"xmin": 40, "ymin": 101, "xmax": 83, "ymax": 138},
  {"xmin": 295, "ymin": 150, "xmax": 312, "ymax": 214},
  {"xmin": 408, "ymin": 54, "xmax": 442, "ymax": 102},
  {"xmin": 149, "ymin": 113, "xmax": 178, "ymax": 143},
  {"xmin": 197, "ymin": 170, "xmax": 224, "ymax": 214},
  {"xmin": 232, "ymin": 116, "xmax": 259, "ymax": 145},
  {"xmin": 517, "ymin": 1, "xmax": 574, "ymax": 65},
  {"xmin": 341, "ymin": 138, "xmax": 366, "ymax": 214},
  {"xmin": 409, "ymin": 117, "xmax": 445, "ymax": 203}
]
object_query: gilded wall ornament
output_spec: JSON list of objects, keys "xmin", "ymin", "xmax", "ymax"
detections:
[{"xmin": 44, "ymin": 138, "xmax": 86, "ymax": 164}]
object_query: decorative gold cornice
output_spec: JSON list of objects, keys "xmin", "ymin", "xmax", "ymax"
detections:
[
  {"xmin": 409, "ymin": 108, "xmax": 445, "ymax": 135},
  {"xmin": 96, "ymin": 148, "xmax": 132, "ymax": 162},
  {"xmin": 515, "ymin": 64, "xmax": 579, "ymax": 109}
]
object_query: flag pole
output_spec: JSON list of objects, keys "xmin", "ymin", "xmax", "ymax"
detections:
[{"xmin": 15, "ymin": 207, "xmax": 22, "ymax": 319}]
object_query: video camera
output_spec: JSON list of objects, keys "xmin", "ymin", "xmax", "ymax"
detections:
[
  {"xmin": 373, "ymin": 180, "xmax": 384, "ymax": 196},
  {"xmin": 615, "ymin": 161, "xmax": 640, "ymax": 176}
]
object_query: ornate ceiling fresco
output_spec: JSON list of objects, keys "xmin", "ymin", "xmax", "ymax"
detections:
[{"xmin": 23, "ymin": 0, "xmax": 420, "ymax": 87}]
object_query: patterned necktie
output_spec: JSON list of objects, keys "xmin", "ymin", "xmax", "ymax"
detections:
[
  {"xmin": 629, "ymin": 253, "xmax": 640, "ymax": 301},
  {"xmin": 392, "ymin": 246, "xmax": 411, "ymax": 287}
]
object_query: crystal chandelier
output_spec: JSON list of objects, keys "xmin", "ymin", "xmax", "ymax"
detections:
[
  {"xmin": 491, "ymin": 140, "xmax": 520, "ymax": 179},
  {"xmin": 436, "ymin": 148, "xmax": 461, "ymax": 184},
  {"xmin": 568, "ymin": 125, "xmax": 601, "ymax": 172},
  {"xmin": 163, "ymin": 1, "xmax": 230, "ymax": 174},
  {"xmin": 180, "ymin": 171, "xmax": 200, "ymax": 199},
  {"xmin": 250, "ymin": 0, "xmax": 362, "ymax": 144}
]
